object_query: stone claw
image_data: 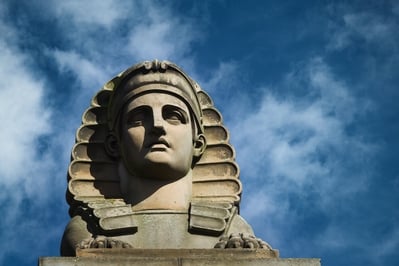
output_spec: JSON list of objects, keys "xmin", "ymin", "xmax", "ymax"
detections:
[
  {"xmin": 214, "ymin": 233, "xmax": 272, "ymax": 249},
  {"xmin": 76, "ymin": 236, "xmax": 132, "ymax": 250}
]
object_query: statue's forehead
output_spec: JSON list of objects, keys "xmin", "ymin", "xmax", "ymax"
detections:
[{"xmin": 124, "ymin": 92, "xmax": 190, "ymax": 112}]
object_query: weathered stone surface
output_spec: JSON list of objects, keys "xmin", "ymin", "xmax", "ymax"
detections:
[
  {"xmin": 61, "ymin": 60, "xmax": 278, "ymax": 256},
  {"xmin": 40, "ymin": 249, "xmax": 319, "ymax": 266}
]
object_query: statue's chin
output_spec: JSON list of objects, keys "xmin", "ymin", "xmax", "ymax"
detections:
[
  {"xmin": 120, "ymin": 151, "xmax": 192, "ymax": 181},
  {"xmin": 125, "ymin": 161, "xmax": 190, "ymax": 181},
  {"xmin": 144, "ymin": 151, "xmax": 174, "ymax": 166}
]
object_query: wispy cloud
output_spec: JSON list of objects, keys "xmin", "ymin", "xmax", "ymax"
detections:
[
  {"xmin": 0, "ymin": 12, "xmax": 61, "ymax": 264},
  {"xmin": 125, "ymin": 3, "xmax": 200, "ymax": 62},
  {"xmin": 45, "ymin": 1, "xmax": 202, "ymax": 104},
  {"xmin": 221, "ymin": 57, "xmax": 377, "ymax": 254},
  {"xmin": 0, "ymin": 34, "xmax": 51, "ymax": 188},
  {"xmin": 200, "ymin": 61, "xmax": 239, "ymax": 94},
  {"xmin": 327, "ymin": 7, "xmax": 398, "ymax": 51},
  {"xmin": 45, "ymin": 1, "xmax": 201, "ymax": 74},
  {"xmin": 51, "ymin": 49, "xmax": 107, "ymax": 95},
  {"xmin": 49, "ymin": 0, "xmax": 131, "ymax": 29}
]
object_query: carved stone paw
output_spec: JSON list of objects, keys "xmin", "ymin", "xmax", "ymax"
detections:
[
  {"xmin": 77, "ymin": 236, "xmax": 132, "ymax": 249},
  {"xmin": 214, "ymin": 233, "xmax": 272, "ymax": 249}
]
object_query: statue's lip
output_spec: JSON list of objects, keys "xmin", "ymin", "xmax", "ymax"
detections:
[{"xmin": 147, "ymin": 138, "xmax": 170, "ymax": 148}]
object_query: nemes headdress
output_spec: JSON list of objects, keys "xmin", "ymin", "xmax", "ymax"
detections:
[
  {"xmin": 67, "ymin": 60, "xmax": 242, "ymax": 232},
  {"xmin": 107, "ymin": 60, "xmax": 204, "ymax": 135}
]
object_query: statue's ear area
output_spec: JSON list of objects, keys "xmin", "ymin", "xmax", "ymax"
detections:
[
  {"xmin": 105, "ymin": 133, "xmax": 120, "ymax": 158},
  {"xmin": 193, "ymin": 134, "xmax": 206, "ymax": 157}
]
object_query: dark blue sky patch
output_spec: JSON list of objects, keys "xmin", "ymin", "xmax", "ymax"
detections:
[{"xmin": 0, "ymin": 1, "xmax": 398, "ymax": 266}]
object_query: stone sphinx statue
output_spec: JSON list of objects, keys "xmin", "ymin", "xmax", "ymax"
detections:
[{"xmin": 61, "ymin": 60, "xmax": 275, "ymax": 256}]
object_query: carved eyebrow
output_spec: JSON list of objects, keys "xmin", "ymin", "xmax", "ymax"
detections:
[
  {"xmin": 125, "ymin": 105, "xmax": 151, "ymax": 123},
  {"xmin": 126, "ymin": 105, "xmax": 150, "ymax": 114}
]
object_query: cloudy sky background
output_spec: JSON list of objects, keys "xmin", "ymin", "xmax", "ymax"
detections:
[{"xmin": 0, "ymin": 1, "xmax": 398, "ymax": 265}]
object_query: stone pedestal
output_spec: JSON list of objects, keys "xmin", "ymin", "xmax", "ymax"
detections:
[{"xmin": 39, "ymin": 249, "xmax": 320, "ymax": 266}]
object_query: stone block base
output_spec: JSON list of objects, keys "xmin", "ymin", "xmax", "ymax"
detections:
[{"xmin": 39, "ymin": 249, "xmax": 320, "ymax": 266}]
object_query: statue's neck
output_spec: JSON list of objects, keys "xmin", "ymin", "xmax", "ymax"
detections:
[{"xmin": 118, "ymin": 163, "xmax": 192, "ymax": 212}]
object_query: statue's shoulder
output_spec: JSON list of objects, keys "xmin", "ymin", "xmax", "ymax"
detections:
[{"xmin": 189, "ymin": 201, "xmax": 254, "ymax": 236}]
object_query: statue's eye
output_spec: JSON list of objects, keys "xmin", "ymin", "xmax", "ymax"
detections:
[
  {"xmin": 126, "ymin": 107, "xmax": 149, "ymax": 126},
  {"xmin": 163, "ymin": 106, "xmax": 188, "ymax": 125}
]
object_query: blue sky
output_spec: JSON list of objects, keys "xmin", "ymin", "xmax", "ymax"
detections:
[{"xmin": 0, "ymin": 1, "xmax": 398, "ymax": 265}]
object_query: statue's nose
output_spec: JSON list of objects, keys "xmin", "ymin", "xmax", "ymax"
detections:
[{"xmin": 152, "ymin": 111, "xmax": 166, "ymax": 133}]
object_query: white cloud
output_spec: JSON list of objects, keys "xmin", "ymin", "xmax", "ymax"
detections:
[
  {"xmin": 327, "ymin": 9, "xmax": 398, "ymax": 50},
  {"xmin": 46, "ymin": 1, "xmax": 202, "ymax": 96},
  {"xmin": 0, "ymin": 16, "xmax": 63, "ymax": 264},
  {"xmin": 49, "ymin": 0, "xmax": 131, "ymax": 28},
  {"xmin": 126, "ymin": 3, "xmax": 200, "ymax": 61},
  {"xmin": 200, "ymin": 61, "xmax": 238, "ymax": 93},
  {"xmin": 43, "ymin": 0, "xmax": 201, "ymax": 65},
  {"xmin": 51, "ymin": 49, "xmax": 107, "ymax": 92},
  {"xmin": 343, "ymin": 13, "xmax": 393, "ymax": 42},
  {"xmin": 234, "ymin": 59, "xmax": 359, "ymax": 184},
  {"xmin": 0, "ymin": 41, "xmax": 51, "ymax": 185},
  {"xmin": 221, "ymin": 58, "xmax": 377, "ymax": 250}
]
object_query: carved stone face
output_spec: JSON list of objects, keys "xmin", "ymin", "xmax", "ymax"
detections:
[{"xmin": 119, "ymin": 92, "xmax": 195, "ymax": 180}]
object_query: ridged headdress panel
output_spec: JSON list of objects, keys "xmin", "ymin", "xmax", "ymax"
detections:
[{"xmin": 67, "ymin": 60, "xmax": 242, "ymax": 219}]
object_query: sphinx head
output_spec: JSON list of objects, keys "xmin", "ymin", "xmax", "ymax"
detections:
[{"xmin": 105, "ymin": 60, "xmax": 206, "ymax": 181}]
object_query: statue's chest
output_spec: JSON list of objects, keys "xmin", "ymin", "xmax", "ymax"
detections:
[{"xmin": 116, "ymin": 213, "xmax": 219, "ymax": 248}]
